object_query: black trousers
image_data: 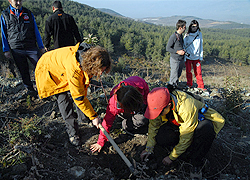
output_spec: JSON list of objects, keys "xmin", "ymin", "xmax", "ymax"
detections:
[
  {"xmin": 155, "ymin": 120, "xmax": 216, "ymax": 166},
  {"xmin": 55, "ymin": 91, "xmax": 89, "ymax": 137},
  {"xmin": 11, "ymin": 48, "xmax": 40, "ymax": 90}
]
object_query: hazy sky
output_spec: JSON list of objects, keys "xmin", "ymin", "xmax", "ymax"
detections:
[{"xmin": 76, "ymin": 0, "xmax": 250, "ymax": 24}]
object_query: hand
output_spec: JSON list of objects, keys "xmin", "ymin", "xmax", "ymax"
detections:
[
  {"xmin": 4, "ymin": 51, "xmax": 12, "ymax": 59},
  {"xmin": 176, "ymin": 50, "xmax": 185, "ymax": 55},
  {"xmin": 162, "ymin": 156, "xmax": 172, "ymax": 165},
  {"xmin": 92, "ymin": 117, "xmax": 101, "ymax": 129},
  {"xmin": 140, "ymin": 150, "xmax": 151, "ymax": 162},
  {"xmin": 90, "ymin": 143, "xmax": 102, "ymax": 153},
  {"xmin": 44, "ymin": 47, "xmax": 49, "ymax": 52},
  {"xmin": 40, "ymin": 48, "xmax": 45, "ymax": 54}
]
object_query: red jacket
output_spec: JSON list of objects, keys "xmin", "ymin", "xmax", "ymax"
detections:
[{"xmin": 97, "ymin": 76, "xmax": 149, "ymax": 147}]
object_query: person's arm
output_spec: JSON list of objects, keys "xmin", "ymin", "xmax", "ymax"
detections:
[
  {"xmin": 199, "ymin": 32, "xmax": 203, "ymax": 61},
  {"xmin": 204, "ymin": 107, "xmax": 225, "ymax": 134},
  {"xmin": 31, "ymin": 13, "xmax": 44, "ymax": 50},
  {"xmin": 1, "ymin": 15, "xmax": 10, "ymax": 52},
  {"xmin": 168, "ymin": 99, "xmax": 198, "ymax": 161},
  {"xmin": 70, "ymin": 16, "xmax": 82, "ymax": 43},
  {"xmin": 145, "ymin": 116, "xmax": 162, "ymax": 153},
  {"xmin": 65, "ymin": 60, "xmax": 98, "ymax": 120},
  {"xmin": 44, "ymin": 19, "xmax": 52, "ymax": 50},
  {"xmin": 97, "ymin": 96, "xmax": 120, "ymax": 147},
  {"xmin": 166, "ymin": 34, "xmax": 177, "ymax": 54}
]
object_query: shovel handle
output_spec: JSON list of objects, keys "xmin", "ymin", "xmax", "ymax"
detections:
[{"xmin": 98, "ymin": 124, "xmax": 135, "ymax": 173}]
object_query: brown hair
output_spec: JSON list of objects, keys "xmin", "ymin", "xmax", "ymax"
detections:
[
  {"xmin": 81, "ymin": 46, "xmax": 111, "ymax": 77},
  {"xmin": 116, "ymin": 85, "xmax": 143, "ymax": 112},
  {"xmin": 176, "ymin": 19, "xmax": 186, "ymax": 30}
]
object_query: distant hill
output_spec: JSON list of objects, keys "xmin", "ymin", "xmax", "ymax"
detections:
[
  {"xmin": 98, "ymin": 8, "xmax": 124, "ymax": 17},
  {"xmin": 97, "ymin": 8, "xmax": 250, "ymax": 30},
  {"xmin": 138, "ymin": 16, "xmax": 250, "ymax": 30}
]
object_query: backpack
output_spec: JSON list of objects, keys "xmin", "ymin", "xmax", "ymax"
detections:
[{"xmin": 167, "ymin": 84, "xmax": 205, "ymax": 103}]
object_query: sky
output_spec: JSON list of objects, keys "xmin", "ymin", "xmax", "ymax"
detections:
[{"xmin": 76, "ymin": 0, "xmax": 250, "ymax": 25}]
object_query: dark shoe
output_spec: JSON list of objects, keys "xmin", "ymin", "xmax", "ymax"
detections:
[
  {"xmin": 190, "ymin": 166, "xmax": 202, "ymax": 180},
  {"xmin": 27, "ymin": 89, "xmax": 38, "ymax": 98}
]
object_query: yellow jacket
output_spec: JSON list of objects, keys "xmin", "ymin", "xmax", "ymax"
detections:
[
  {"xmin": 35, "ymin": 43, "xmax": 97, "ymax": 120},
  {"xmin": 146, "ymin": 90, "xmax": 225, "ymax": 160}
]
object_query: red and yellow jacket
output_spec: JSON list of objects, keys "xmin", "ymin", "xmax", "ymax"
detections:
[
  {"xmin": 35, "ymin": 43, "xmax": 97, "ymax": 120},
  {"xmin": 145, "ymin": 90, "xmax": 225, "ymax": 160}
]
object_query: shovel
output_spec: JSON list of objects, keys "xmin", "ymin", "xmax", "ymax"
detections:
[{"xmin": 98, "ymin": 124, "xmax": 137, "ymax": 175}]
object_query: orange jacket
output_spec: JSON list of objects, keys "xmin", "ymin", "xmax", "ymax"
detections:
[{"xmin": 35, "ymin": 43, "xmax": 97, "ymax": 120}]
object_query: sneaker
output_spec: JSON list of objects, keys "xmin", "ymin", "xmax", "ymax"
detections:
[
  {"xmin": 69, "ymin": 134, "xmax": 80, "ymax": 146},
  {"xmin": 190, "ymin": 166, "xmax": 202, "ymax": 180},
  {"xmin": 27, "ymin": 90, "xmax": 38, "ymax": 99}
]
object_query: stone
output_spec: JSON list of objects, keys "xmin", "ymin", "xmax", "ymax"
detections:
[{"xmin": 67, "ymin": 166, "xmax": 86, "ymax": 178}]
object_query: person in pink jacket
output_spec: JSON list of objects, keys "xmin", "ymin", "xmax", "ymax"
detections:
[{"xmin": 90, "ymin": 76, "xmax": 149, "ymax": 153}]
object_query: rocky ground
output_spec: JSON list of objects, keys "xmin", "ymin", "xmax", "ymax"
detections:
[{"xmin": 0, "ymin": 60, "xmax": 250, "ymax": 180}]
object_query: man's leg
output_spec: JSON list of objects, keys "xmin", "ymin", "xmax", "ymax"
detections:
[
  {"xmin": 55, "ymin": 91, "xmax": 80, "ymax": 146},
  {"xmin": 26, "ymin": 48, "xmax": 40, "ymax": 67},
  {"xmin": 155, "ymin": 122, "xmax": 180, "ymax": 147},
  {"xmin": 177, "ymin": 60, "xmax": 185, "ymax": 79},
  {"xmin": 189, "ymin": 120, "xmax": 216, "ymax": 167},
  {"xmin": 11, "ymin": 49, "xmax": 33, "ymax": 89},
  {"xmin": 169, "ymin": 57, "xmax": 181, "ymax": 87}
]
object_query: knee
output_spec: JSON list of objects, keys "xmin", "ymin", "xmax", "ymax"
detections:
[{"xmin": 156, "ymin": 130, "xmax": 179, "ymax": 147}]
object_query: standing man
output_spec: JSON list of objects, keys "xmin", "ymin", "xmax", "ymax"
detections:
[
  {"xmin": 44, "ymin": 1, "xmax": 82, "ymax": 51},
  {"xmin": 1, "ymin": 0, "xmax": 45, "ymax": 94},
  {"xmin": 166, "ymin": 19, "xmax": 186, "ymax": 88}
]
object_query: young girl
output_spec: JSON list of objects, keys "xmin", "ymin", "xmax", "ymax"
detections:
[
  {"xmin": 35, "ymin": 42, "xmax": 111, "ymax": 146},
  {"xmin": 90, "ymin": 76, "xmax": 149, "ymax": 153},
  {"xmin": 184, "ymin": 20, "xmax": 206, "ymax": 90}
]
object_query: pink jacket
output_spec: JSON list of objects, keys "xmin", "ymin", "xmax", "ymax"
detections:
[{"xmin": 97, "ymin": 76, "xmax": 149, "ymax": 147}]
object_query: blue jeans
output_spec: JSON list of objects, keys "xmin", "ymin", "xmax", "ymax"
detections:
[{"xmin": 11, "ymin": 48, "xmax": 40, "ymax": 90}]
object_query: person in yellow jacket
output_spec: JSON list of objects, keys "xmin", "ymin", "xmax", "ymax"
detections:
[
  {"xmin": 140, "ymin": 87, "xmax": 225, "ymax": 178},
  {"xmin": 35, "ymin": 42, "xmax": 111, "ymax": 146}
]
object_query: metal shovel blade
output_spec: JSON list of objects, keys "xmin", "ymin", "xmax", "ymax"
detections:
[{"xmin": 98, "ymin": 124, "xmax": 136, "ymax": 174}]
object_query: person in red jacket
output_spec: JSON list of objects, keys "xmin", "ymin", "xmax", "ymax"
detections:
[{"xmin": 90, "ymin": 76, "xmax": 149, "ymax": 153}]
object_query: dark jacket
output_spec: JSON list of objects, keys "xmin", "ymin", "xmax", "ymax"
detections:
[
  {"xmin": 1, "ymin": 7, "xmax": 36, "ymax": 49},
  {"xmin": 166, "ymin": 32, "xmax": 184, "ymax": 61},
  {"xmin": 44, "ymin": 9, "xmax": 82, "ymax": 49}
]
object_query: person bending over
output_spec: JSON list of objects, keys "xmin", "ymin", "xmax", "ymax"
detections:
[
  {"xmin": 91, "ymin": 76, "xmax": 149, "ymax": 153},
  {"xmin": 35, "ymin": 43, "xmax": 111, "ymax": 146},
  {"xmin": 141, "ymin": 87, "xmax": 225, "ymax": 178}
]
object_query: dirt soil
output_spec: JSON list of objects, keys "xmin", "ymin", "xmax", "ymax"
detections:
[{"xmin": 1, "ymin": 60, "xmax": 250, "ymax": 180}]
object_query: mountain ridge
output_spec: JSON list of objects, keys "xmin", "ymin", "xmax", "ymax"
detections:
[{"xmin": 98, "ymin": 8, "xmax": 250, "ymax": 30}]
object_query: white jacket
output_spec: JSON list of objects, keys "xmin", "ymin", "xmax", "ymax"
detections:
[{"xmin": 184, "ymin": 30, "xmax": 203, "ymax": 61}]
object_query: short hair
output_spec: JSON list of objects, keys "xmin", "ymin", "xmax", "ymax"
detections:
[
  {"xmin": 176, "ymin": 19, "xmax": 186, "ymax": 30},
  {"xmin": 116, "ymin": 85, "xmax": 143, "ymax": 112},
  {"xmin": 53, "ymin": 1, "xmax": 62, "ymax": 9},
  {"xmin": 80, "ymin": 46, "xmax": 111, "ymax": 77},
  {"xmin": 187, "ymin": 19, "xmax": 201, "ymax": 34}
]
